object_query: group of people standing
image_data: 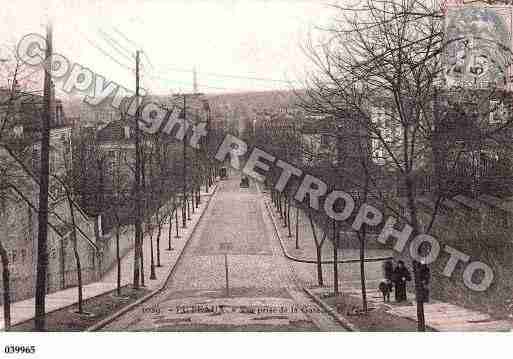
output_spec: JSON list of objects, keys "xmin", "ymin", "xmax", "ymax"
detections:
[{"xmin": 379, "ymin": 260, "xmax": 412, "ymax": 302}]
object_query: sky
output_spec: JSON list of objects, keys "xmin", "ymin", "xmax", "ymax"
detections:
[{"xmin": 1, "ymin": 0, "xmax": 339, "ymax": 95}]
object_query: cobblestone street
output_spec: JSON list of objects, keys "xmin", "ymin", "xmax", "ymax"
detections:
[{"xmin": 102, "ymin": 175, "xmax": 343, "ymax": 331}]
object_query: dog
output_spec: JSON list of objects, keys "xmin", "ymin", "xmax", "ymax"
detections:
[{"xmin": 379, "ymin": 279, "xmax": 393, "ymax": 303}]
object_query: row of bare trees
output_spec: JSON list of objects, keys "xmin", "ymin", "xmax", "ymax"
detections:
[
  {"xmin": 296, "ymin": 0, "xmax": 513, "ymax": 331},
  {"xmin": 0, "ymin": 40, "xmax": 223, "ymax": 329}
]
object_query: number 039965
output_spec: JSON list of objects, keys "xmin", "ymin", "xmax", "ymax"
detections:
[{"xmin": 4, "ymin": 345, "xmax": 36, "ymax": 354}]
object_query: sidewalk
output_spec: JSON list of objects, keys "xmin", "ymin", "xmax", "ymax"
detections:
[
  {"xmin": 311, "ymin": 286, "xmax": 512, "ymax": 332},
  {"xmin": 0, "ymin": 183, "xmax": 218, "ymax": 330},
  {"xmin": 262, "ymin": 187, "xmax": 512, "ymax": 331}
]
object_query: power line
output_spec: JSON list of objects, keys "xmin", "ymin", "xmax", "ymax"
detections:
[
  {"xmin": 141, "ymin": 62, "xmax": 291, "ymax": 92},
  {"xmin": 106, "ymin": 26, "xmax": 296, "ymax": 89},
  {"xmin": 155, "ymin": 64, "xmax": 298, "ymax": 84},
  {"xmin": 112, "ymin": 26, "xmax": 142, "ymax": 50},
  {"xmin": 141, "ymin": 50, "xmax": 155, "ymax": 71},
  {"xmin": 76, "ymin": 29, "xmax": 135, "ymax": 74},
  {"xmin": 76, "ymin": 26, "xmax": 291, "ymax": 94},
  {"xmin": 97, "ymin": 29, "xmax": 135, "ymax": 63},
  {"xmin": 142, "ymin": 71, "xmax": 242, "ymax": 91},
  {"xmin": 107, "ymin": 27, "xmax": 160, "ymax": 92}
]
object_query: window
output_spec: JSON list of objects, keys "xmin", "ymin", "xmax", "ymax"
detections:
[
  {"xmin": 489, "ymin": 100, "xmax": 504, "ymax": 124},
  {"xmin": 320, "ymin": 134, "xmax": 330, "ymax": 146}
]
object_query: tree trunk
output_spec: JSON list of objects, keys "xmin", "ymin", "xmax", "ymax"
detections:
[
  {"xmin": 406, "ymin": 175, "xmax": 425, "ymax": 331},
  {"xmin": 316, "ymin": 246, "xmax": 323, "ymax": 287},
  {"xmin": 116, "ymin": 225, "xmax": 121, "ymax": 297},
  {"xmin": 295, "ymin": 205, "xmax": 300, "ymax": 249},
  {"xmin": 359, "ymin": 229, "xmax": 368, "ymax": 313},
  {"xmin": 167, "ymin": 209, "xmax": 173, "ymax": 250},
  {"xmin": 140, "ymin": 234, "xmax": 145, "ymax": 286},
  {"xmin": 205, "ymin": 168, "xmax": 209, "ymax": 193},
  {"xmin": 175, "ymin": 206, "xmax": 180, "ymax": 238},
  {"xmin": 307, "ymin": 211, "xmax": 324, "ymax": 287},
  {"xmin": 0, "ymin": 242, "xmax": 11, "ymax": 331},
  {"xmin": 73, "ymin": 240, "xmax": 83, "ymax": 313},
  {"xmin": 133, "ymin": 233, "xmax": 141, "ymax": 289},
  {"xmin": 287, "ymin": 196, "xmax": 292, "ymax": 236},
  {"xmin": 283, "ymin": 194, "xmax": 288, "ymax": 228},
  {"xmin": 156, "ymin": 224, "xmax": 162, "ymax": 267},
  {"xmin": 333, "ymin": 220, "xmax": 339, "ymax": 295},
  {"xmin": 67, "ymin": 194, "xmax": 84, "ymax": 314},
  {"xmin": 191, "ymin": 189, "xmax": 195, "ymax": 214},
  {"xmin": 182, "ymin": 195, "xmax": 187, "ymax": 228},
  {"xmin": 149, "ymin": 225, "xmax": 156, "ymax": 280}
]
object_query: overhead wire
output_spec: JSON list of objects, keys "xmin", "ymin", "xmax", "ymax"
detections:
[
  {"xmin": 80, "ymin": 25, "xmax": 294, "ymax": 94},
  {"xmin": 108, "ymin": 26, "xmax": 293, "ymax": 90},
  {"xmin": 75, "ymin": 28, "xmax": 135, "ymax": 74},
  {"xmin": 155, "ymin": 64, "xmax": 298, "ymax": 84},
  {"xmin": 97, "ymin": 29, "xmax": 135, "ymax": 64}
]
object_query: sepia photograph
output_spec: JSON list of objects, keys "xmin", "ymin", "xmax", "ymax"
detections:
[{"xmin": 1, "ymin": 0, "xmax": 513, "ymax": 357}]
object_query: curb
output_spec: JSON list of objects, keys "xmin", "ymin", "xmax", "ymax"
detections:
[
  {"xmin": 264, "ymin": 200, "xmax": 392, "ymax": 265},
  {"xmin": 86, "ymin": 183, "xmax": 220, "ymax": 331},
  {"xmin": 303, "ymin": 287, "xmax": 358, "ymax": 332}
]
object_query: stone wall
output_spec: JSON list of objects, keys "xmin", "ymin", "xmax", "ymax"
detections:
[
  {"xmin": 96, "ymin": 224, "xmax": 135, "ymax": 277},
  {"xmin": 390, "ymin": 195, "xmax": 513, "ymax": 316},
  {"xmin": 0, "ymin": 195, "xmax": 100, "ymax": 304}
]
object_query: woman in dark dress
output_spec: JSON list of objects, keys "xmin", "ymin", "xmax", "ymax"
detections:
[
  {"xmin": 393, "ymin": 260, "xmax": 411, "ymax": 302},
  {"xmin": 383, "ymin": 260, "xmax": 394, "ymax": 281},
  {"xmin": 378, "ymin": 260, "xmax": 394, "ymax": 302}
]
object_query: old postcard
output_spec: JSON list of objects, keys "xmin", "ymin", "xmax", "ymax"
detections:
[{"xmin": 1, "ymin": 0, "xmax": 512, "ymax": 358}]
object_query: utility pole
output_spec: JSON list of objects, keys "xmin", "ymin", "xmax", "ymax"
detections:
[
  {"xmin": 133, "ymin": 50, "xmax": 143, "ymax": 289},
  {"xmin": 172, "ymin": 92, "xmax": 204, "ymax": 227},
  {"xmin": 204, "ymin": 100, "xmax": 211, "ymax": 193},
  {"xmin": 34, "ymin": 21, "xmax": 52, "ymax": 331},
  {"xmin": 182, "ymin": 94, "xmax": 187, "ymax": 228}
]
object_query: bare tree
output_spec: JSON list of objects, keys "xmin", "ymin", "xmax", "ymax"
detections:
[
  {"xmin": 298, "ymin": 0, "xmax": 513, "ymax": 330},
  {"xmin": 0, "ymin": 44, "xmax": 45, "ymax": 330},
  {"xmin": 0, "ymin": 184, "xmax": 13, "ymax": 330},
  {"xmin": 307, "ymin": 209, "xmax": 328, "ymax": 287},
  {"xmin": 64, "ymin": 181, "xmax": 84, "ymax": 313},
  {"xmin": 109, "ymin": 151, "xmax": 130, "ymax": 297}
]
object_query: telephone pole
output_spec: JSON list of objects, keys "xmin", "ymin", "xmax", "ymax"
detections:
[
  {"xmin": 182, "ymin": 94, "xmax": 187, "ymax": 228},
  {"xmin": 35, "ymin": 21, "xmax": 52, "ymax": 331},
  {"xmin": 172, "ymin": 91, "xmax": 204, "ymax": 227},
  {"xmin": 133, "ymin": 50, "xmax": 143, "ymax": 289}
]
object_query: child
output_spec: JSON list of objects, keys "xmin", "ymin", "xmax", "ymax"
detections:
[{"xmin": 379, "ymin": 279, "xmax": 393, "ymax": 302}]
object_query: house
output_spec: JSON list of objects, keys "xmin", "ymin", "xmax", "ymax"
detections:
[
  {"xmin": 0, "ymin": 87, "xmax": 100, "ymax": 304},
  {"xmin": 299, "ymin": 111, "xmax": 369, "ymax": 170}
]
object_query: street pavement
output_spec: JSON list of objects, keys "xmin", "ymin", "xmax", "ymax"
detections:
[{"xmin": 102, "ymin": 175, "xmax": 344, "ymax": 331}]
